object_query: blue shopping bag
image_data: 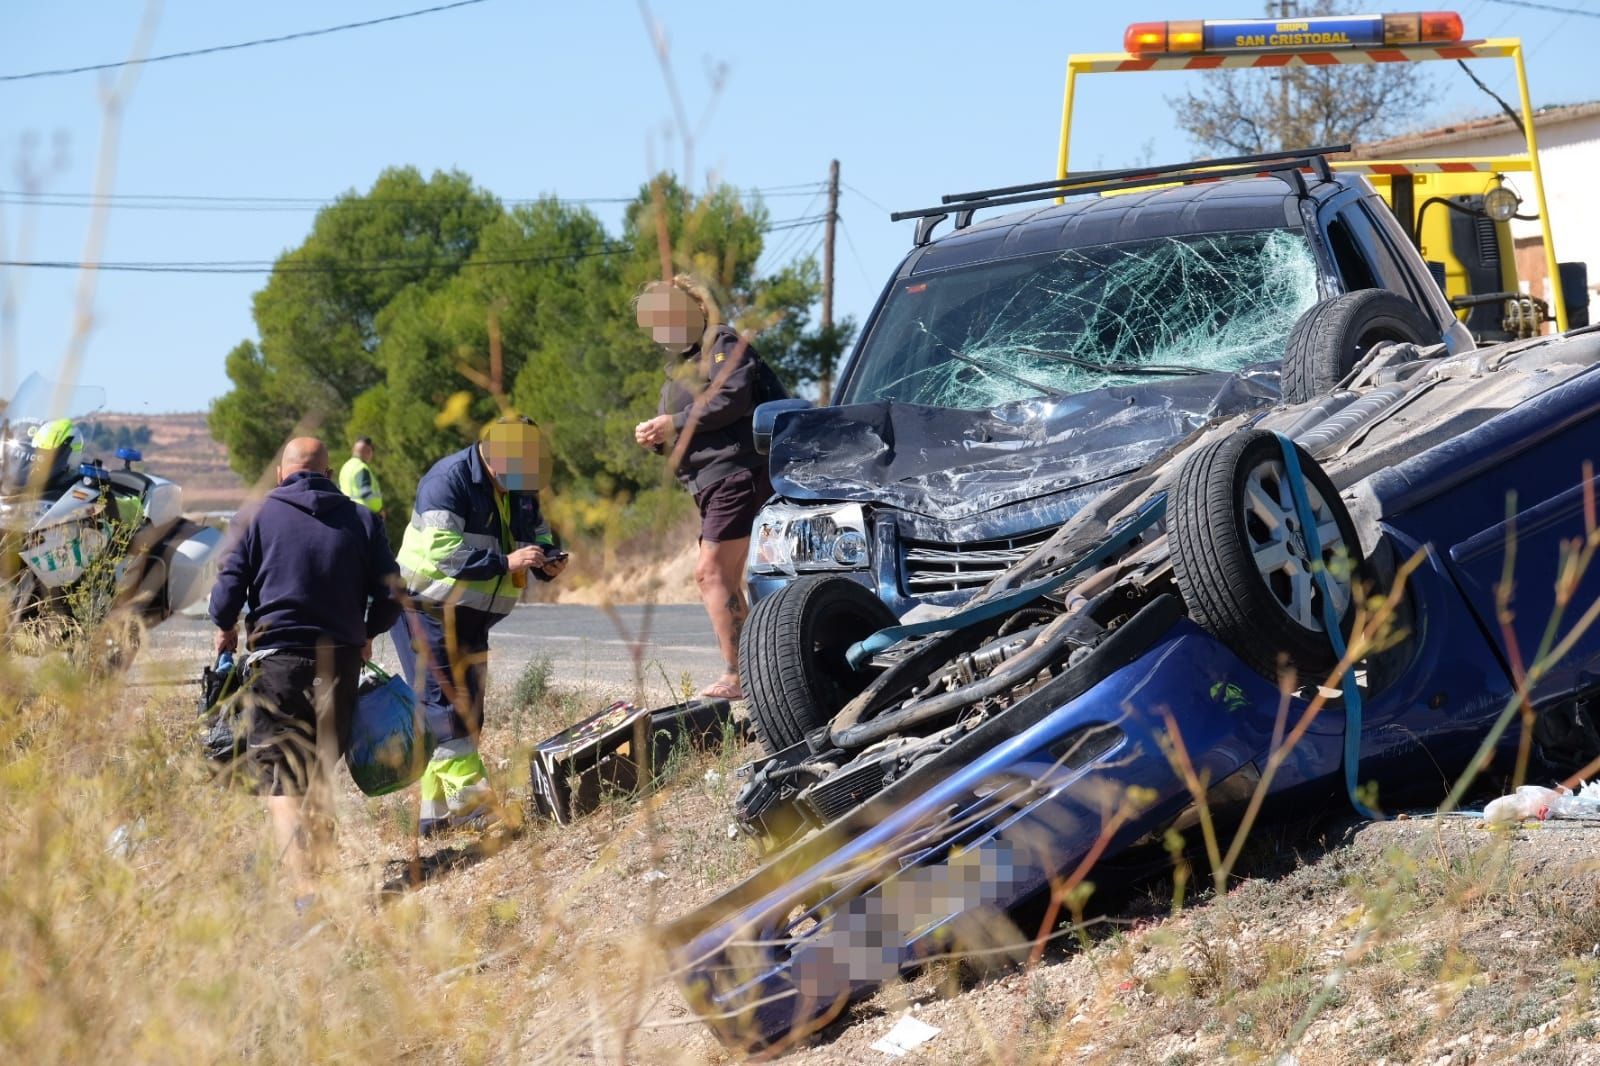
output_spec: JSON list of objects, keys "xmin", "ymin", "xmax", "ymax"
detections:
[{"xmin": 346, "ymin": 662, "xmax": 436, "ymax": 796}]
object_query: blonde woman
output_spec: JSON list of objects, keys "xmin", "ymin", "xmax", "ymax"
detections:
[{"xmin": 634, "ymin": 275, "xmax": 778, "ymax": 701}]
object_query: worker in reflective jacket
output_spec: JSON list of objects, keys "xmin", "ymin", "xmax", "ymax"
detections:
[
  {"xmin": 393, "ymin": 415, "xmax": 569, "ymax": 835},
  {"xmin": 338, "ymin": 437, "xmax": 384, "ymax": 514}
]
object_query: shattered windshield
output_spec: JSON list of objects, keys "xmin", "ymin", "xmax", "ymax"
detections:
[{"xmin": 839, "ymin": 230, "xmax": 1319, "ymax": 409}]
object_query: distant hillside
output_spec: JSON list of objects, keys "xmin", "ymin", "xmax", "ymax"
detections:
[{"xmin": 88, "ymin": 412, "xmax": 249, "ymax": 512}]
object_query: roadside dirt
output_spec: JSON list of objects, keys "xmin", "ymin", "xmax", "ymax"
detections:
[
  {"xmin": 119, "ymin": 631, "xmax": 1600, "ymax": 1065},
  {"xmin": 550, "ymin": 537, "xmax": 702, "ymax": 607}
]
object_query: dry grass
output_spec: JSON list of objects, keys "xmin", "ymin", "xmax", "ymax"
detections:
[
  {"xmin": 0, "ymin": 621, "xmax": 774, "ymax": 1064},
  {"xmin": 7, "ymin": 616, "xmax": 1600, "ymax": 1065}
]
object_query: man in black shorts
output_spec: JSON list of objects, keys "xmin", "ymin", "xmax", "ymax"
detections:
[
  {"xmin": 634, "ymin": 275, "xmax": 775, "ymax": 700},
  {"xmin": 209, "ymin": 437, "xmax": 400, "ymax": 902}
]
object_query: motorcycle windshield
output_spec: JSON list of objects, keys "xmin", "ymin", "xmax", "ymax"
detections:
[
  {"xmin": 1, "ymin": 374, "xmax": 104, "ymax": 497},
  {"xmin": 5, "ymin": 372, "xmax": 107, "ymax": 425}
]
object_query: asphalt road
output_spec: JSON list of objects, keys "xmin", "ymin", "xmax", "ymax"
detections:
[{"xmin": 149, "ymin": 603, "xmax": 724, "ymax": 697}]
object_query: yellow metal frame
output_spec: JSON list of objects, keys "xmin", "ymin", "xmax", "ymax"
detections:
[{"xmin": 1055, "ymin": 37, "xmax": 1568, "ymax": 330}]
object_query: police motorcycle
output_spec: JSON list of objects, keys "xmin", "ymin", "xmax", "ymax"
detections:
[{"xmin": 0, "ymin": 373, "xmax": 222, "ymax": 640}]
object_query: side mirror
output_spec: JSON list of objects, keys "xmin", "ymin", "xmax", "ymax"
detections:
[
  {"xmin": 1559, "ymin": 262, "xmax": 1590, "ymax": 330},
  {"xmin": 753, "ymin": 398, "xmax": 812, "ymax": 455}
]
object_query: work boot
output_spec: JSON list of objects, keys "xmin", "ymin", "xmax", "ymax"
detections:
[{"xmin": 417, "ymin": 739, "xmax": 498, "ymax": 837}]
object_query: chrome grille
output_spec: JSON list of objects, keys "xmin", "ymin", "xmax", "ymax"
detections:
[{"xmin": 901, "ymin": 526, "xmax": 1056, "ymax": 594}]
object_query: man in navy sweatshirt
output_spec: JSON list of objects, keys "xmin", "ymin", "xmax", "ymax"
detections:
[{"xmin": 209, "ymin": 436, "xmax": 400, "ymax": 902}]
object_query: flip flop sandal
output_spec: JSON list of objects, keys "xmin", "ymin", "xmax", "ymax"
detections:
[{"xmin": 698, "ymin": 679, "xmax": 745, "ymax": 701}]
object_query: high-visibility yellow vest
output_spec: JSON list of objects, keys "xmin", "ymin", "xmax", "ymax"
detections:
[
  {"xmin": 395, "ymin": 445, "xmax": 553, "ymax": 617},
  {"xmin": 339, "ymin": 455, "xmax": 383, "ymax": 512}
]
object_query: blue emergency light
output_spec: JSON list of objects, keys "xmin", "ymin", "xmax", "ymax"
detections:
[{"xmin": 1124, "ymin": 10, "xmax": 1463, "ymax": 54}]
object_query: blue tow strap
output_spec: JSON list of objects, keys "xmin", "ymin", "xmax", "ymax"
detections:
[
  {"xmin": 845, "ymin": 493, "xmax": 1170, "ymax": 670},
  {"xmin": 1274, "ymin": 431, "xmax": 1382, "ymax": 821}
]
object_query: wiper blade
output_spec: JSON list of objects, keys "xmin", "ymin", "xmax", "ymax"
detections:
[
  {"xmin": 1019, "ymin": 346, "xmax": 1206, "ymax": 377},
  {"xmin": 936, "ymin": 343, "xmax": 1070, "ymax": 400}
]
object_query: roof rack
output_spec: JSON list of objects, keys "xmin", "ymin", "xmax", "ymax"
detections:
[{"xmin": 891, "ymin": 144, "xmax": 1345, "ymax": 247}]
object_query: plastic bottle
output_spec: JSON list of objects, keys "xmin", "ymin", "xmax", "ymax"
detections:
[{"xmin": 217, "ymin": 650, "xmax": 235, "ymax": 674}]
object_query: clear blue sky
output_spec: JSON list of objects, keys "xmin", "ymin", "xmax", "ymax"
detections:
[{"xmin": 0, "ymin": 0, "xmax": 1588, "ymax": 413}]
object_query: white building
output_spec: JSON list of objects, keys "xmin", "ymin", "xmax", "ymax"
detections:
[{"xmin": 1354, "ymin": 101, "xmax": 1600, "ymax": 327}]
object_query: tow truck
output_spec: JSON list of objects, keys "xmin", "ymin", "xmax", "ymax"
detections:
[{"xmin": 1058, "ymin": 9, "xmax": 1590, "ymax": 341}]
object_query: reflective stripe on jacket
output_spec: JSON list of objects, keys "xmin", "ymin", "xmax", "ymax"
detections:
[
  {"xmin": 339, "ymin": 456, "xmax": 384, "ymax": 512},
  {"xmin": 395, "ymin": 444, "xmax": 554, "ymax": 617}
]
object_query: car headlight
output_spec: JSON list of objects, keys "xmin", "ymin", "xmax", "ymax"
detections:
[{"xmin": 748, "ymin": 502, "xmax": 870, "ymax": 575}]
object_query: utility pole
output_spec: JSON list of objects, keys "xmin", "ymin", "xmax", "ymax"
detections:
[
  {"xmin": 820, "ymin": 158, "xmax": 840, "ymax": 404},
  {"xmin": 1266, "ymin": 0, "xmax": 1298, "ymax": 148}
]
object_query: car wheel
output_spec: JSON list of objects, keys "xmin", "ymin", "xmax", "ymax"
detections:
[
  {"xmin": 1169, "ymin": 430, "xmax": 1363, "ymax": 684},
  {"xmin": 1280, "ymin": 290, "xmax": 1436, "ymax": 404},
  {"xmin": 740, "ymin": 575, "xmax": 897, "ymax": 753}
]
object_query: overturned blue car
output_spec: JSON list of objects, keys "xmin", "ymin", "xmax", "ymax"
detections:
[{"xmin": 664, "ymin": 303, "xmax": 1600, "ymax": 1049}]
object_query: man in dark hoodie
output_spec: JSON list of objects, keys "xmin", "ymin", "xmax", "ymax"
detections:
[
  {"xmin": 634, "ymin": 274, "xmax": 778, "ymax": 700},
  {"xmin": 209, "ymin": 436, "xmax": 400, "ymax": 901}
]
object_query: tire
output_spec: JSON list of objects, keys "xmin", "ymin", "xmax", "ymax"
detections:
[
  {"xmin": 1280, "ymin": 290, "xmax": 1436, "ymax": 404},
  {"xmin": 740, "ymin": 575, "xmax": 897, "ymax": 753},
  {"xmin": 1169, "ymin": 430, "xmax": 1363, "ymax": 685}
]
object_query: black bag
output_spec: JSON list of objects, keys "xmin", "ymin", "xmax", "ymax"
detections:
[{"xmin": 198, "ymin": 652, "xmax": 248, "ymax": 764}]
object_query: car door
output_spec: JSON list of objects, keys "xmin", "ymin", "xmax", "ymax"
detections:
[{"xmin": 1376, "ymin": 369, "xmax": 1600, "ymax": 705}]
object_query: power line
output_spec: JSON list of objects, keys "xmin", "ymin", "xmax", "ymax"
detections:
[
  {"xmin": 0, "ymin": 0, "xmax": 489, "ymax": 83},
  {"xmin": 1480, "ymin": 0, "xmax": 1600, "ymax": 16},
  {"xmin": 0, "ymin": 185, "xmax": 829, "ymax": 213},
  {"xmin": 841, "ymin": 181, "xmax": 892, "ymax": 217},
  {"xmin": 748, "ymin": 181, "xmax": 830, "ymax": 193},
  {"xmin": 762, "ymin": 215, "xmax": 830, "ymax": 232},
  {"xmin": 756, "ymin": 191, "xmax": 824, "ymax": 268},
  {"xmin": 759, "ymin": 219, "xmax": 822, "ymax": 268},
  {"xmin": 0, "ymin": 183, "xmax": 825, "ymax": 203},
  {"xmin": 0, "ymin": 194, "xmax": 637, "ymax": 211},
  {"xmin": 0, "ymin": 245, "xmax": 631, "ymax": 275},
  {"xmin": 0, "ymin": 214, "xmax": 833, "ymax": 274},
  {"xmin": 836, "ymin": 215, "xmax": 874, "ymax": 285}
]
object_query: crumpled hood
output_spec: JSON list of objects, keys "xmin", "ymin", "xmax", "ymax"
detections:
[
  {"xmin": 769, "ymin": 369, "xmax": 1281, "ymax": 520},
  {"xmin": 265, "ymin": 472, "xmax": 356, "ymax": 519}
]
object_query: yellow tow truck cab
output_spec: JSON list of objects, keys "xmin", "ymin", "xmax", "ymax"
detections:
[{"xmin": 1362, "ymin": 168, "xmax": 1525, "ymax": 340}]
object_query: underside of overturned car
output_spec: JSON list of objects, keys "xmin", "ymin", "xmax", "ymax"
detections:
[{"xmin": 665, "ymin": 319, "xmax": 1600, "ymax": 1051}]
